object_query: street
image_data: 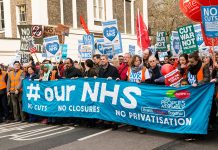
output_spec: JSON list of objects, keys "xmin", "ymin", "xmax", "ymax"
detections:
[{"xmin": 0, "ymin": 122, "xmax": 218, "ymax": 150}]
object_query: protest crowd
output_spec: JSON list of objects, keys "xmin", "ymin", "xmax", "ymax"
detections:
[
  {"xmin": 1, "ymin": 0, "xmax": 218, "ymax": 143},
  {"xmin": 0, "ymin": 48, "xmax": 218, "ymax": 142}
]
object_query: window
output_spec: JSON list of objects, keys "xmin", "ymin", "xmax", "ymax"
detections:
[
  {"xmin": 93, "ymin": 0, "xmax": 104, "ymax": 21},
  {"xmin": 18, "ymin": 4, "xmax": 27, "ymax": 23},
  {"xmin": 0, "ymin": 0, "xmax": 4, "ymax": 30}
]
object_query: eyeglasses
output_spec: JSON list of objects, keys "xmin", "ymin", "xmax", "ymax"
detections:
[
  {"xmin": 170, "ymin": 59, "xmax": 175, "ymax": 61},
  {"xmin": 149, "ymin": 60, "xmax": 155, "ymax": 63}
]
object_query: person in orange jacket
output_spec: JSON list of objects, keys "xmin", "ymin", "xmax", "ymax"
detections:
[
  {"xmin": 7, "ymin": 61, "xmax": 26, "ymax": 122},
  {"xmin": 187, "ymin": 52, "xmax": 210, "ymax": 86}
]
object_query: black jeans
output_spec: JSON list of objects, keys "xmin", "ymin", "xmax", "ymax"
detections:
[{"xmin": 0, "ymin": 92, "xmax": 9, "ymax": 120}]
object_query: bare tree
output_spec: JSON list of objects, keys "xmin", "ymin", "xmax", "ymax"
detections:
[{"xmin": 148, "ymin": 0, "xmax": 194, "ymax": 44}]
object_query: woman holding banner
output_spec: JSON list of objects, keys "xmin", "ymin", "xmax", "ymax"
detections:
[
  {"xmin": 82, "ymin": 59, "xmax": 97, "ymax": 127},
  {"xmin": 126, "ymin": 55, "xmax": 150, "ymax": 134},
  {"xmin": 25, "ymin": 66, "xmax": 40, "ymax": 122}
]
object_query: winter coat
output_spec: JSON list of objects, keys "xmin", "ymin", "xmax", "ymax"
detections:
[
  {"xmin": 83, "ymin": 68, "xmax": 97, "ymax": 77},
  {"xmin": 64, "ymin": 66, "xmax": 82, "ymax": 79},
  {"xmin": 98, "ymin": 63, "xmax": 120, "ymax": 79},
  {"xmin": 187, "ymin": 61, "xmax": 210, "ymax": 85},
  {"xmin": 118, "ymin": 63, "xmax": 129, "ymax": 81},
  {"xmin": 148, "ymin": 64, "xmax": 165, "ymax": 85}
]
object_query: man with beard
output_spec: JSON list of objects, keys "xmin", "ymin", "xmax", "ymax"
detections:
[
  {"xmin": 64, "ymin": 58, "xmax": 82, "ymax": 78},
  {"xmin": 63, "ymin": 58, "xmax": 82, "ymax": 126}
]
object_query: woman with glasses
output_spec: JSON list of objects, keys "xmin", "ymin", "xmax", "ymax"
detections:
[
  {"xmin": 126, "ymin": 55, "xmax": 150, "ymax": 134},
  {"xmin": 148, "ymin": 56, "xmax": 165, "ymax": 85}
]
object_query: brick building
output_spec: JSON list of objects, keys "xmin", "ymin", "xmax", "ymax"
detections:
[{"xmin": 0, "ymin": 0, "xmax": 148, "ymax": 64}]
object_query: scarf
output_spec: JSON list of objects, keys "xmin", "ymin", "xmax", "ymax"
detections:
[
  {"xmin": 42, "ymin": 71, "xmax": 50, "ymax": 81},
  {"xmin": 131, "ymin": 63, "xmax": 144, "ymax": 73}
]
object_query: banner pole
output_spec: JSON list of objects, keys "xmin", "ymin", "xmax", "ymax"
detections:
[
  {"xmin": 138, "ymin": 8, "xmax": 143, "ymax": 54},
  {"xmin": 212, "ymin": 38, "xmax": 216, "ymax": 69},
  {"xmin": 33, "ymin": 53, "xmax": 39, "ymax": 63}
]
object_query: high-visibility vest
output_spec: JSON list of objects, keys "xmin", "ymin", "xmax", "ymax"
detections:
[
  {"xmin": 50, "ymin": 70, "xmax": 57, "ymax": 81},
  {"xmin": 196, "ymin": 64, "xmax": 204, "ymax": 82},
  {"xmin": 0, "ymin": 71, "xmax": 7, "ymax": 90},
  {"xmin": 127, "ymin": 67, "xmax": 146, "ymax": 82},
  {"xmin": 9, "ymin": 70, "xmax": 23, "ymax": 91}
]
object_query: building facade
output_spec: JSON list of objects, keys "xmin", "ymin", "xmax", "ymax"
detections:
[{"xmin": 0, "ymin": 0, "xmax": 148, "ymax": 64}]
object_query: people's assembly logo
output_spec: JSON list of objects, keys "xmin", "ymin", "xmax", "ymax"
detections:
[{"xmin": 166, "ymin": 90, "xmax": 190, "ymax": 100}]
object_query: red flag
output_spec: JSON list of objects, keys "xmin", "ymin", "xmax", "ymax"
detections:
[
  {"xmin": 136, "ymin": 11, "xmax": 150, "ymax": 50},
  {"xmin": 201, "ymin": 23, "xmax": 218, "ymax": 46},
  {"xmin": 80, "ymin": 16, "xmax": 90, "ymax": 34}
]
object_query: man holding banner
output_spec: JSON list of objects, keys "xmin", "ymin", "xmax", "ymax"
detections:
[
  {"xmin": 98, "ymin": 54, "xmax": 120, "ymax": 130},
  {"xmin": 64, "ymin": 58, "xmax": 82, "ymax": 79},
  {"xmin": 98, "ymin": 55, "xmax": 120, "ymax": 80}
]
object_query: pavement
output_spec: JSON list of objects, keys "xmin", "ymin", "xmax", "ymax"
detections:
[{"xmin": 0, "ymin": 122, "xmax": 218, "ymax": 150}]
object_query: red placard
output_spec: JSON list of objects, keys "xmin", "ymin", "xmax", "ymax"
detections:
[{"xmin": 164, "ymin": 69, "xmax": 183, "ymax": 87}]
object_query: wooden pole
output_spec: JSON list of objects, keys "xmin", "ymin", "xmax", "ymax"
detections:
[
  {"xmin": 212, "ymin": 38, "xmax": 216, "ymax": 69},
  {"xmin": 33, "ymin": 53, "xmax": 39, "ymax": 63},
  {"xmin": 138, "ymin": 8, "xmax": 143, "ymax": 56}
]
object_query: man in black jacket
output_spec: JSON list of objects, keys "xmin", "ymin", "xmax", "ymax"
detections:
[
  {"xmin": 64, "ymin": 58, "xmax": 82, "ymax": 78},
  {"xmin": 63, "ymin": 58, "xmax": 82, "ymax": 126},
  {"xmin": 98, "ymin": 55, "xmax": 120, "ymax": 80},
  {"xmin": 98, "ymin": 55, "xmax": 120, "ymax": 130}
]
